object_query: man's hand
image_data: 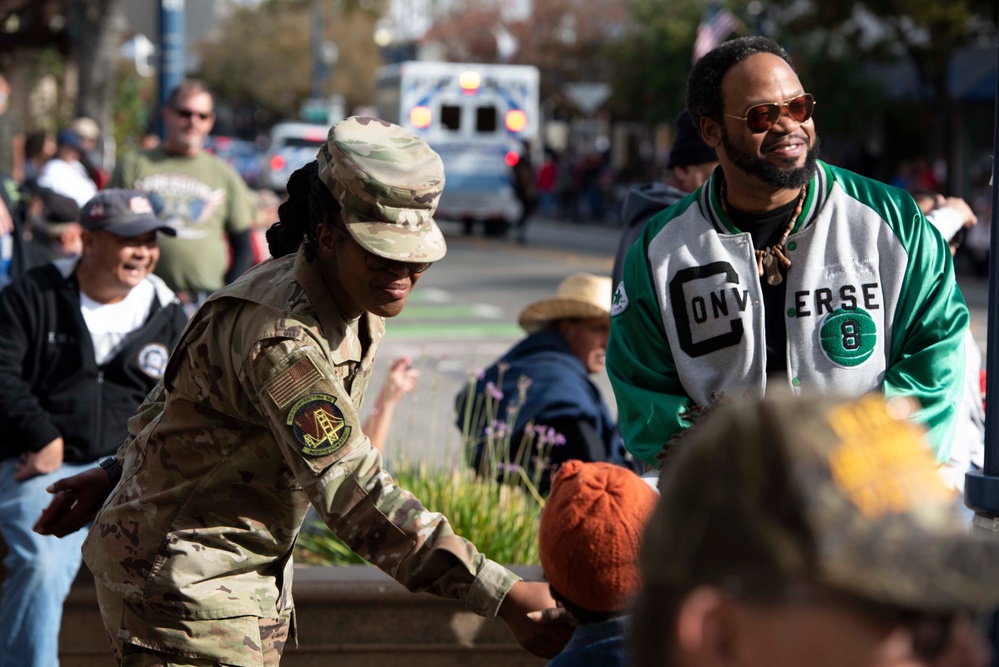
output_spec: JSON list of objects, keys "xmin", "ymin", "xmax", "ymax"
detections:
[
  {"xmin": 15, "ymin": 437, "xmax": 64, "ymax": 481},
  {"xmin": 498, "ymin": 580, "xmax": 574, "ymax": 658},
  {"xmin": 33, "ymin": 466, "xmax": 115, "ymax": 537},
  {"xmin": 941, "ymin": 196, "xmax": 977, "ymax": 228}
]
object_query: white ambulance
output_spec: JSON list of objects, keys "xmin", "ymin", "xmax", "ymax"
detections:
[{"xmin": 375, "ymin": 61, "xmax": 540, "ymax": 235}]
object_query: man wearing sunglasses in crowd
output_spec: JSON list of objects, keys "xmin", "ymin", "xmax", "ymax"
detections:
[
  {"xmin": 608, "ymin": 36, "xmax": 968, "ymax": 471},
  {"xmin": 111, "ymin": 80, "xmax": 256, "ymax": 315},
  {"xmin": 632, "ymin": 391, "xmax": 999, "ymax": 667}
]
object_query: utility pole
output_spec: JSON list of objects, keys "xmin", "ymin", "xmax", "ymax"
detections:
[
  {"xmin": 311, "ymin": 0, "xmax": 327, "ymax": 99},
  {"xmin": 158, "ymin": 0, "xmax": 185, "ymax": 135}
]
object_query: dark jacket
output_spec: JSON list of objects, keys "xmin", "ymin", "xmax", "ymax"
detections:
[
  {"xmin": 456, "ymin": 329, "xmax": 633, "ymax": 493},
  {"xmin": 0, "ymin": 259, "xmax": 188, "ymax": 463},
  {"xmin": 611, "ymin": 182, "xmax": 688, "ymax": 288}
]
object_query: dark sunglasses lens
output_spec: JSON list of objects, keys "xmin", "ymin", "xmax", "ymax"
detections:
[
  {"xmin": 746, "ymin": 104, "xmax": 779, "ymax": 133},
  {"xmin": 175, "ymin": 109, "xmax": 209, "ymax": 120},
  {"xmin": 365, "ymin": 253, "xmax": 431, "ymax": 274},
  {"xmin": 950, "ymin": 227, "xmax": 966, "ymax": 249},
  {"xmin": 788, "ymin": 95, "xmax": 814, "ymax": 123}
]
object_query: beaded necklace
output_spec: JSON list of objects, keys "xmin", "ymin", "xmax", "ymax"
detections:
[{"xmin": 720, "ymin": 179, "xmax": 807, "ymax": 287}]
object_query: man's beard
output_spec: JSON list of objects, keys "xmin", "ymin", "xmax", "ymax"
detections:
[{"xmin": 721, "ymin": 126, "xmax": 821, "ymax": 189}]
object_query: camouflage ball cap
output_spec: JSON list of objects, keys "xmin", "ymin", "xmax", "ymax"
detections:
[
  {"xmin": 317, "ymin": 116, "xmax": 447, "ymax": 263},
  {"xmin": 643, "ymin": 391, "xmax": 999, "ymax": 613}
]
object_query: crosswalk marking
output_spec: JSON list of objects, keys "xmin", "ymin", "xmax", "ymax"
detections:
[{"xmin": 391, "ymin": 289, "xmax": 516, "ymax": 340}]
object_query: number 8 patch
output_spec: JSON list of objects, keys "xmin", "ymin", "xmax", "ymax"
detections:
[{"xmin": 819, "ymin": 308, "xmax": 877, "ymax": 367}]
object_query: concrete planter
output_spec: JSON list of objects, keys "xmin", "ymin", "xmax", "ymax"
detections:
[{"xmin": 57, "ymin": 565, "xmax": 548, "ymax": 666}]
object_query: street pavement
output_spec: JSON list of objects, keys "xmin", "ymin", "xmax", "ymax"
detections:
[
  {"xmin": 368, "ymin": 216, "xmax": 619, "ymax": 467},
  {"xmin": 369, "ymin": 215, "xmax": 992, "ymax": 468}
]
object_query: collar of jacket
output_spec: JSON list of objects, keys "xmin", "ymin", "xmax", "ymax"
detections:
[{"xmin": 700, "ymin": 160, "xmax": 833, "ymax": 236}]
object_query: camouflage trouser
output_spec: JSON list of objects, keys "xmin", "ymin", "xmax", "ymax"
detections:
[{"xmin": 95, "ymin": 581, "xmax": 291, "ymax": 666}]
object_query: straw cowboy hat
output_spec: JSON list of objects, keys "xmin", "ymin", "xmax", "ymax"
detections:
[{"xmin": 518, "ymin": 273, "xmax": 613, "ymax": 333}]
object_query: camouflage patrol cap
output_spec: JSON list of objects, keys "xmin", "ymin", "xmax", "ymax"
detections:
[
  {"xmin": 643, "ymin": 391, "xmax": 999, "ymax": 613},
  {"xmin": 316, "ymin": 116, "xmax": 447, "ymax": 263}
]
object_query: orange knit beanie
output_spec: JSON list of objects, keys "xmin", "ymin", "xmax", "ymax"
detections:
[{"xmin": 539, "ymin": 460, "xmax": 658, "ymax": 613}]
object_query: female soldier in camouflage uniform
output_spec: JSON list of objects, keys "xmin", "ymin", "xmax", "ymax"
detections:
[{"xmin": 35, "ymin": 117, "xmax": 568, "ymax": 666}]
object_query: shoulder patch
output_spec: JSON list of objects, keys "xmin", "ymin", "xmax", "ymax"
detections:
[
  {"xmin": 267, "ymin": 356, "xmax": 323, "ymax": 408},
  {"xmin": 611, "ymin": 281, "xmax": 629, "ymax": 317},
  {"xmin": 137, "ymin": 343, "xmax": 169, "ymax": 379},
  {"xmin": 286, "ymin": 393, "xmax": 352, "ymax": 457}
]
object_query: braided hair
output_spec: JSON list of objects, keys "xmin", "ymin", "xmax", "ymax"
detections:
[{"xmin": 266, "ymin": 161, "xmax": 342, "ymax": 261}]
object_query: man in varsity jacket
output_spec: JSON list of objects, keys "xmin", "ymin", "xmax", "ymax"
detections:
[{"xmin": 608, "ymin": 36, "xmax": 967, "ymax": 467}]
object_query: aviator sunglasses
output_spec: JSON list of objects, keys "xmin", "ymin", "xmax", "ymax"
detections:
[
  {"xmin": 724, "ymin": 93, "xmax": 816, "ymax": 133},
  {"xmin": 172, "ymin": 107, "xmax": 213, "ymax": 121}
]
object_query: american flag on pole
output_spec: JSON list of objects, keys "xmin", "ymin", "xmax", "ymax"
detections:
[{"xmin": 692, "ymin": 6, "xmax": 743, "ymax": 62}]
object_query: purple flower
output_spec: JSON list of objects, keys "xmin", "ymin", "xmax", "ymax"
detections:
[
  {"xmin": 497, "ymin": 462, "xmax": 523, "ymax": 473},
  {"xmin": 485, "ymin": 419, "xmax": 510, "ymax": 439},
  {"xmin": 485, "ymin": 381, "xmax": 504, "ymax": 401},
  {"xmin": 533, "ymin": 426, "xmax": 566, "ymax": 448},
  {"xmin": 473, "ymin": 367, "xmax": 485, "ymax": 381}
]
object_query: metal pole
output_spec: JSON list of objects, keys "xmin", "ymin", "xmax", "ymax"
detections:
[
  {"xmin": 963, "ymin": 33, "xmax": 999, "ymax": 667},
  {"xmin": 158, "ymin": 0, "xmax": 185, "ymax": 137},
  {"xmin": 965, "ymin": 38, "xmax": 999, "ymax": 513},
  {"xmin": 311, "ymin": 0, "xmax": 327, "ymax": 99}
]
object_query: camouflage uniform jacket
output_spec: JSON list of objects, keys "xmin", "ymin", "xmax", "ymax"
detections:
[{"xmin": 81, "ymin": 247, "xmax": 519, "ymax": 657}]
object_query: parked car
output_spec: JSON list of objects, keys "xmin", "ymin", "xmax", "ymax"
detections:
[
  {"xmin": 205, "ymin": 135, "xmax": 261, "ymax": 188},
  {"xmin": 259, "ymin": 122, "xmax": 329, "ymax": 193}
]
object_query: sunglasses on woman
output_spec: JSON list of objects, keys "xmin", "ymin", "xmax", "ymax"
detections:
[
  {"xmin": 333, "ymin": 227, "xmax": 433, "ymax": 274},
  {"xmin": 724, "ymin": 93, "xmax": 816, "ymax": 133}
]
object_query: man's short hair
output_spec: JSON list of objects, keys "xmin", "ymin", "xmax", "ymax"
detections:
[
  {"xmin": 686, "ymin": 36, "xmax": 793, "ymax": 126},
  {"xmin": 165, "ymin": 79, "xmax": 214, "ymax": 110}
]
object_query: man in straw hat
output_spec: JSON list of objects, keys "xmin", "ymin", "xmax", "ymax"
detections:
[
  {"xmin": 632, "ymin": 390, "xmax": 999, "ymax": 667},
  {"xmin": 456, "ymin": 273, "xmax": 638, "ymax": 495}
]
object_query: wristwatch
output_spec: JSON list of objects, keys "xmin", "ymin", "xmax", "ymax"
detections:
[{"xmin": 99, "ymin": 456, "xmax": 122, "ymax": 481}]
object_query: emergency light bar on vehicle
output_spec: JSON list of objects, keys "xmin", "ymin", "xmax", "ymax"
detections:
[{"xmin": 376, "ymin": 61, "xmax": 540, "ymax": 233}]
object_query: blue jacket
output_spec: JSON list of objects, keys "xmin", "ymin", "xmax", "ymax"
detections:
[
  {"xmin": 456, "ymin": 329, "xmax": 630, "ymax": 491},
  {"xmin": 547, "ymin": 616, "xmax": 630, "ymax": 667}
]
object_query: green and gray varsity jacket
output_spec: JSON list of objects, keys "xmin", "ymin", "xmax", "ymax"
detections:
[{"xmin": 608, "ymin": 161, "xmax": 968, "ymax": 466}]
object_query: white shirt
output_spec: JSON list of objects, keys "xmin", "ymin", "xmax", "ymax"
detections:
[{"xmin": 80, "ymin": 280, "xmax": 154, "ymax": 365}]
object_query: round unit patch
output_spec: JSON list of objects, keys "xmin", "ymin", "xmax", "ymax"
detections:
[
  {"xmin": 286, "ymin": 393, "xmax": 352, "ymax": 457},
  {"xmin": 611, "ymin": 281, "xmax": 629, "ymax": 317},
  {"xmin": 136, "ymin": 343, "xmax": 169, "ymax": 379},
  {"xmin": 819, "ymin": 308, "xmax": 877, "ymax": 367}
]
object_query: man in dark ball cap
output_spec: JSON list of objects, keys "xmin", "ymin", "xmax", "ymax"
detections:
[
  {"xmin": 0, "ymin": 189, "xmax": 187, "ymax": 665},
  {"xmin": 632, "ymin": 391, "xmax": 999, "ymax": 667}
]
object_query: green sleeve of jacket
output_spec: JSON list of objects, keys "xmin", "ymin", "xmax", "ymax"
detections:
[
  {"xmin": 880, "ymin": 194, "xmax": 968, "ymax": 462},
  {"xmin": 607, "ymin": 224, "xmax": 693, "ymax": 467}
]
